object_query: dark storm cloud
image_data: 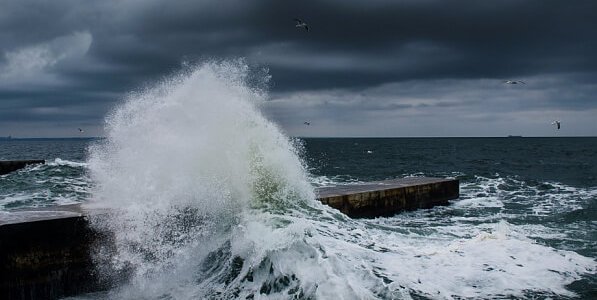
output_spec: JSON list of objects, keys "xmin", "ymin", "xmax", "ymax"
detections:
[{"xmin": 1, "ymin": 0, "xmax": 596, "ymax": 137}]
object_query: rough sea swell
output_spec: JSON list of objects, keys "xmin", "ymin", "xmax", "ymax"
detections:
[{"xmin": 71, "ymin": 61, "xmax": 596, "ymax": 299}]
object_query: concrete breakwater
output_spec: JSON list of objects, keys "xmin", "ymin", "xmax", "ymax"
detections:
[
  {"xmin": 0, "ymin": 177, "xmax": 458, "ymax": 300},
  {"xmin": 0, "ymin": 207, "xmax": 97, "ymax": 300},
  {"xmin": 0, "ymin": 160, "xmax": 45, "ymax": 175},
  {"xmin": 319, "ymin": 177, "xmax": 459, "ymax": 218}
]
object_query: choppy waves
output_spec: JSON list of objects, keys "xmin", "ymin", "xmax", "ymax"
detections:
[
  {"xmin": 0, "ymin": 158, "xmax": 90, "ymax": 209},
  {"xmin": 363, "ymin": 175, "xmax": 596, "ymax": 298}
]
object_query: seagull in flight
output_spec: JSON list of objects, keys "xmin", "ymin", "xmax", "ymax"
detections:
[
  {"xmin": 303, "ymin": 121, "xmax": 311, "ymax": 126},
  {"xmin": 78, "ymin": 128, "xmax": 84, "ymax": 133},
  {"xmin": 504, "ymin": 80, "xmax": 525, "ymax": 85},
  {"xmin": 294, "ymin": 18, "xmax": 309, "ymax": 31},
  {"xmin": 551, "ymin": 120, "xmax": 561, "ymax": 130}
]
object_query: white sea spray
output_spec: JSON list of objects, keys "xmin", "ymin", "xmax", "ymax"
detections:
[{"xmin": 80, "ymin": 61, "xmax": 596, "ymax": 299}]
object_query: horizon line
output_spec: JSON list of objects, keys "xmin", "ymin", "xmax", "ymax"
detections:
[{"xmin": 2, "ymin": 135, "xmax": 596, "ymax": 140}]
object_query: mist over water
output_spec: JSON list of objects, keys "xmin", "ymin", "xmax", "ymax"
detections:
[{"xmin": 68, "ymin": 62, "xmax": 597, "ymax": 298}]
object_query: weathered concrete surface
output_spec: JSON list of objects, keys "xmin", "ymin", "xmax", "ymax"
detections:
[
  {"xmin": 317, "ymin": 177, "xmax": 459, "ymax": 218},
  {"xmin": 0, "ymin": 160, "xmax": 45, "ymax": 175},
  {"xmin": 0, "ymin": 205, "xmax": 103, "ymax": 300}
]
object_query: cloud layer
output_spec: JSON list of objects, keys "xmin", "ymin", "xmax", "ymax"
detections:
[{"xmin": 1, "ymin": 0, "xmax": 596, "ymax": 137}]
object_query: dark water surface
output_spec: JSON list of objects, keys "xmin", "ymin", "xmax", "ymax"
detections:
[
  {"xmin": 0, "ymin": 138, "xmax": 91, "ymax": 161},
  {"xmin": 0, "ymin": 139, "xmax": 92, "ymax": 209},
  {"xmin": 302, "ymin": 137, "xmax": 597, "ymax": 187}
]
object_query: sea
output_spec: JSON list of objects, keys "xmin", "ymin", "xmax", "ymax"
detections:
[{"xmin": 1, "ymin": 62, "xmax": 595, "ymax": 299}]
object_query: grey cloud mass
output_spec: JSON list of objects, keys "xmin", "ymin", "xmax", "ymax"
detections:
[{"xmin": 1, "ymin": 0, "xmax": 596, "ymax": 137}]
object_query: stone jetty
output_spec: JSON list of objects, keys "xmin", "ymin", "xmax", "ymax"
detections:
[{"xmin": 318, "ymin": 177, "xmax": 459, "ymax": 218}]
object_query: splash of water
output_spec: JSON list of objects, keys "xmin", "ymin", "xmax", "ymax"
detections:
[
  {"xmin": 88, "ymin": 60, "xmax": 312, "ymax": 211},
  {"xmin": 84, "ymin": 61, "xmax": 595, "ymax": 299},
  {"xmin": 85, "ymin": 60, "xmax": 331, "ymax": 298}
]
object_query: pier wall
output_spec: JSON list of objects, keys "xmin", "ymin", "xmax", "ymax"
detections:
[
  {"xmin": 0, "ymin": 160, "xmax": 45, "ymax": 175},
  {"xmin": 0, "ymin": 214, "xmax": 96, "ymax": 300},
  {"xmin": 318, "ymin": 177, "xmax": 459, "ymax": 218}
]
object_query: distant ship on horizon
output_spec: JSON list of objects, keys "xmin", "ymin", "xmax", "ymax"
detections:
[{"xmin": 507, "ymin": 135, "xmax": 523, "ymax": 138}]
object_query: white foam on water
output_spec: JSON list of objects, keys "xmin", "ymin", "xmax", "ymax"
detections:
[
  {"xmin": 0, "ymin": 157, "xmax": 90, "ymax": 209},
  {"xmin": 52, "ymin": 194, "xmax": 81, "ymax": 206},
  {"xmin": 460, "ymin": 175, "xmax": 596, "ymax": 217},
  {"xmin": 527, "ymin": 181, "xmax": 596, "ymax": 216},
  {"xmin": 82, "ymin": 61, "xmax": 595, "ymax": 299},
  {"xmin": 47, "ymin": 158, "xmax": 89, "ymax": 168},
  {"xmin": 310, "ymin": 175, "xmax": 363, "ymax": 187},
  {"xmin": 0, "ymin": 190, "xmax": 84, "ymax": 209},
  {"xmin": 0, "ymin": 192, "xmax": 34, "ymax": 208},
  {"xmin": 359, "ymin": 218, "xmax": 595, "ymax": 298}
]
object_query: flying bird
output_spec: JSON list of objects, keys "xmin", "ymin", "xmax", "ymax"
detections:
[
  {"xmin": 78, "ymin": 128, "xmax": 84, "ymax": 133},
  {"xmin": 504, "ymin": 80, "xmax": 525, "ymax": 85},
  {"xmin": 304, "ymin": 122, "xmax": 311, "ymax": 126},
  {"xmin": 294, "ymin": 18, "xmax": 309, "ymax": 31},
  {"xmin": 551, "ymin": 120, "xmax": 561, "ymax": 130}
]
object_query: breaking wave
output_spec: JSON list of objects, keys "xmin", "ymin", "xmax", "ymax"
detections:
[{"xmin": 82, "ymin": 61, "xmax": 595, "ymax": 299}]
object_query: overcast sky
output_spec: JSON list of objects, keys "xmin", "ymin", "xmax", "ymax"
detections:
[{"xmin": 1, "ymin": 0, "xmax": 596, "ymax": 137}]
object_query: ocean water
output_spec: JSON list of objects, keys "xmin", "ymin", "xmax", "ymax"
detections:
[
  {"xmin": 0, "ymin": 139, "xmax": 91, "ymax": 209},
  {"xmin": 1, "ymin": 62, "xmax": 595, "ymax": 299}
]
